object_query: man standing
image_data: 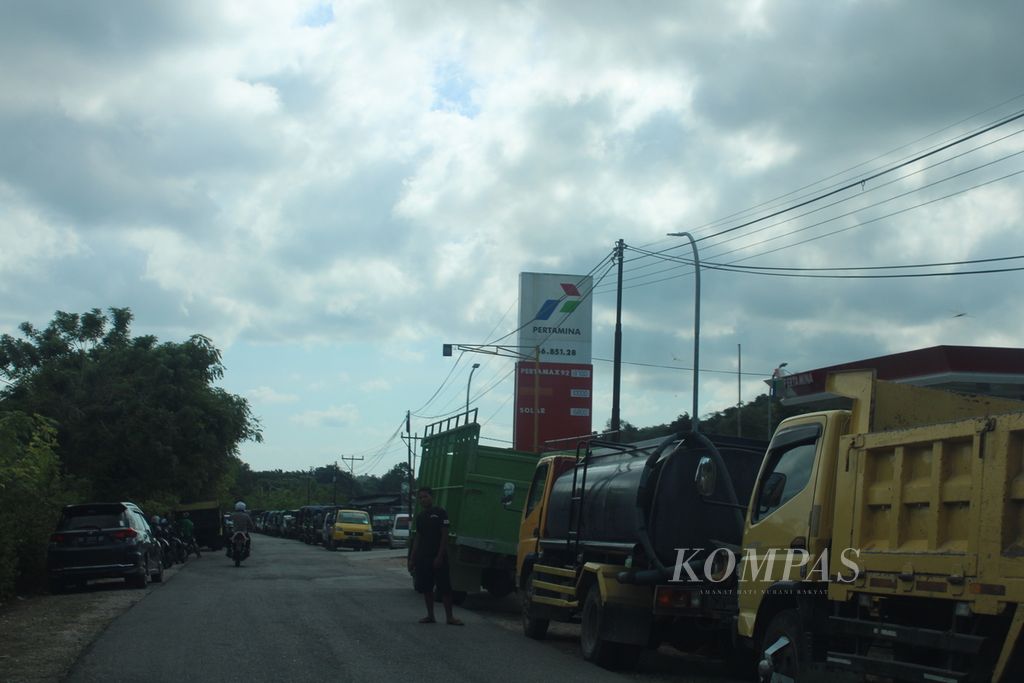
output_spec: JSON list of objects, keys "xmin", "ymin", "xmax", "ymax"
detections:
[{"xmin": 408, "ymin": 487, "xmax": 463, "ymax": 626}]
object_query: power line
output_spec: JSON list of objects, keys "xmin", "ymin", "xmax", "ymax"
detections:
[
  {"xmin": 592, "ymin": 356, "xmax": 770, "ymax": 376},
  {"xmin": 627, "ymin": 93, "xmax": 1024, "ymax": 256},
  {"xmin": 611, "ymin": 165, "xmax": 1024, "ymax": 290},
  {"xmin": 695, "ymin": 107, "xmax": 1024, "ymax": 244}
]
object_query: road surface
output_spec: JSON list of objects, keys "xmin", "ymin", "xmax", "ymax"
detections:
[{"xmin": 67, "ymin": 534, "xmax": 745, "ymax": 682}]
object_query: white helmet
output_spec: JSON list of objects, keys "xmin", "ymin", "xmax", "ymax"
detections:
[{"xmin": 235, "ymin": 501, "xmax": 246, "ymax": 511}]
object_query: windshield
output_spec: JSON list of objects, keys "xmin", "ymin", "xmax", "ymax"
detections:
[
  {"xmin": 395, "ymin": 517, "xmax": 410, "ymax": 530},
  {"xmin": 60, "ymin": 513, "xmax": 126, "ymax": 530},
  {"xmin": 339, "ymin": 511, "xmax": 369, "ymax": 524}
]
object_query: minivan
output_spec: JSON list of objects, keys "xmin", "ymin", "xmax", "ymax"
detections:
[
  {"xmin": 389, "ymin": 513, "xmax": 410, "ymax": 549},
  {"xmin": 46, "ymin": 502, "xmax": 164, "ymax": 592}
]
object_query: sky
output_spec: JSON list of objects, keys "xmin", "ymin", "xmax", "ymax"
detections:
[{"xmin": 2, "ymin": 0, "xmax": 1023, "ymax": 476}]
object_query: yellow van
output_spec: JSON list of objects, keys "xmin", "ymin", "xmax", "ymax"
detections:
[{"xmin": 324, "ymin": 509, "xmax": 373, "ymax": 551}]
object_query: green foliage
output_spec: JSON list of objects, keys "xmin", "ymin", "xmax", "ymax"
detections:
[
  {"xmin": 0, "ymin": 308, "xmax": 262, "ymax": 505},
  {"xmin": 0, "ymin": 412, "xmax": 64, "ymax": 600},
  {"xmin": 612, "ymin": 392, "xmax": 813, "ymax": 443}
]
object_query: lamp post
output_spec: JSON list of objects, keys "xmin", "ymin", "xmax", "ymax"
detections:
[
  {"xmin": 666, "ymin": 231, "xmax": 701, "ymax": 433},
  {"xmin": 767, "ymin": 361, "xmax": 788, "ymax": 436},
  {"xmin": 466, "ymin": 363, "xmax": 480, "ymax": 416}
]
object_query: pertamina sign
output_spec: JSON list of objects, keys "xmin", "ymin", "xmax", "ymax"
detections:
[
  {"xmin": 514, "ymin": 273, "xmax": 594, "ymax": 452},
  {"xmin": 517, "ymin": 273, "xmax": 593, "ymax": 364}
]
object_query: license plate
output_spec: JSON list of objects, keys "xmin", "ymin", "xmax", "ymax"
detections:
[{"xmin": 346, "ymin": 532, "xmax": 360, "ymax": 536}]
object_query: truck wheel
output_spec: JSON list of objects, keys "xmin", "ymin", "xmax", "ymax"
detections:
[
  {"xmin": 581, "ymin": 587, "xmax": 624, "ymax": 669},
  {"xmin": 521, "ymin": 572, "xmax": 550, "ymax": 640},
  {"xmin": 760, "ymin": 609, "xmax": 807, "ymax": 680}
]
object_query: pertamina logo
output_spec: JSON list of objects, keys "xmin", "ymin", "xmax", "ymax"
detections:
[{"xmin": 534, "ymin": 283, "xmax": 581, "ymax": 320}]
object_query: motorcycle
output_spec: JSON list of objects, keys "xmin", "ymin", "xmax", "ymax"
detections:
[
  {"xmin": 167, "ymin": 529, "xmax": 187, "ymax": 564},
  {"xmin": 182, "ymin": 535, "xmax": 201, "ymax": 559},
  {"xmin": 230, "ymin": 531, "xmax": 250, "ymax": 567},
  {"xmin": 153, "ymin": 528, "xmax": 173, "ymax": 569}
]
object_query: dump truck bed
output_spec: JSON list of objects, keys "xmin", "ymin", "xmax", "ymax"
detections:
[{"xmin": 830, "ymin": 411, "xmax": 1024, "ymax": 608}]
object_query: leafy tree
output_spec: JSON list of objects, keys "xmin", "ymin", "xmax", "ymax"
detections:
[
  {"xmin": 0, "ymin": 412, "xmax": 67, "ymax": 599},
  {"xmin": 0, "ymin": 308, "xmax": 262, "ymax": 504},
  {"xmin": 378, "ymin": 462, "xmax": 412, "ymax": 492}
]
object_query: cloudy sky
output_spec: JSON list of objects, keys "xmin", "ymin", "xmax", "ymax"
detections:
[{"xmin": 2, "ymin": 0, "xmax": 1022, "ymax": 475}]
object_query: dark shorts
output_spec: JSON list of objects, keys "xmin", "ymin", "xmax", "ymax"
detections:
[{"xmin": 414, "ymin": 558, "xmax": 452, "ymax": 595}]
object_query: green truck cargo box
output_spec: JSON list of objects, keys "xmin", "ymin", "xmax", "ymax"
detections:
[
  {"xmin": 415, "ymin": 416, "xmax": 542, "ymax": 598},
  {"xmin": 174, "ymin": 501, "xmax": 223, "ymax": 550}
]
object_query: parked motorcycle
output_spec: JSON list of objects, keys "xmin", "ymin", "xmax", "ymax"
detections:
[
  {"xmin": 229, "ymin": 531, "xmax": 250, "ymax": 567},
  {"xmin": 182, "ymin": 535, "xmax": 201, "ymax": 559}
]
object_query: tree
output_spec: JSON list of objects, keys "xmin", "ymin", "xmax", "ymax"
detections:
[
  {"xmin": 0, "ymin": 412, "xmax": 67, "ymax": 599},
  {"xmin": 0, "ymin": 308, "xmax": 262, "ymax": 503},
  {"xmin": 378, "ymin": 462, "xmax": 412, "ymax": 492}
]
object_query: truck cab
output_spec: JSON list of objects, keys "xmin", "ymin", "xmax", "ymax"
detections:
[{"xmin": 733, "ymin": 370, "xmax": 1024, "ymax": 682}]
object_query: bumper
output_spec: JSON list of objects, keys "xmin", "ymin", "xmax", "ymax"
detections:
[
  {"xmin": 331, "ymin": 533, "xmax": 373, "ymax": 546},
  {"xmin": 49, "ymin": 562, "xmax": 144, "ymax": 581}
]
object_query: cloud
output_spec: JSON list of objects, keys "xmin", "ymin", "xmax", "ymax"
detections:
[
  {"xmin": 291, "ymin": 405, "xmax": 360, "ymax": 428},
  {"xmin": 247, "ymin": 386, "xmax": 299, "ymax": 404}
]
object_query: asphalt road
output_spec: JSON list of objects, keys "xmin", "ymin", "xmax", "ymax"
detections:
[{"xmin": 67, "ymin": 535, "xmax": 746, "ymax": 683}]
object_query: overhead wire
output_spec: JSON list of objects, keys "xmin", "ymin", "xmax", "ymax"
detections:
[
  {"xmin": 627, "ymin": 92, "xmax": 1024, "ymax": 256},
  {"xmin": 596, "ymin": 131, "xmax": 1024, "ymax": 294}
]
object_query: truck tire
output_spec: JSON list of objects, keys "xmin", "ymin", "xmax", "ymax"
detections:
[
  {"xmin": 521, "ymin": 572, "xmax": 550, "ymax": 640},
  {"xmin": 580, "ymin": 586, "xmax": 621, "ymax": 668},
  {"xmin": 760, "ymin": 609, "xmax": 807, "ymax": 681}
]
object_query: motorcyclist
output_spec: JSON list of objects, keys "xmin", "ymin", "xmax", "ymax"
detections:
[{"xmin": 227, "ymin": 501, "xmax": 254, "ymax": 558}]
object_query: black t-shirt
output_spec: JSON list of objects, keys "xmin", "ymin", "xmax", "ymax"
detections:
[{"xmin": 414, "ymin": 506, "xmax": 449, "ymax": 560}]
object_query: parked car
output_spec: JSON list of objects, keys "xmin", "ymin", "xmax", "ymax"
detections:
[
  {"xmin": 46, "ymin": 501, "xmax": 164, "ymax": 592},
  {"xmin": 323, "ymin": 509, "xmax": 374, "ymax": 551},
  {"xmin": 389, "ymin": 513, "xmax": 410, "ymax": 549},
  {"xmin": 371, "ymin": 514, "xmax": 392, "ymax": 546}
]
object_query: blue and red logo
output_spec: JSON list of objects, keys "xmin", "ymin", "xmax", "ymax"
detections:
[{"xmin": 534, "ymin": 283, "xmax": 582, "ymax": 320}]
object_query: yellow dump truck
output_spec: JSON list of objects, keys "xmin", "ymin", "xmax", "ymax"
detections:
[
  {"xmin": 726, "ymin": 370, "xmax": 1024, "ymax": 682},
  {"xmin": 520, "ymin": 370, "xmax": 1024, "ymax": 680}
]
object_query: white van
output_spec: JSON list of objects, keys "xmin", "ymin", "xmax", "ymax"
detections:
[{"xmin": 389, "ymin": 513, "xmax": 410, "ymax": 549}]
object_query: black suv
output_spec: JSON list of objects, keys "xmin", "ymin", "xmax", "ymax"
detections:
[{"xmin": 46, "ymin": 502, "xmax": 164, "ymax": 592}]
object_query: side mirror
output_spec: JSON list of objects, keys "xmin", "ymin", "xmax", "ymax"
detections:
[
  {"xmin": 694, "ymin": 456, "xmax": 717, "ymax": 497},
  {"xmin": 759, "ymin": 472, "xmax": 787, "ymax": 513},
  {"xmin": 501, "ymin": 482, "xmax": 515, "ymax": 508}
]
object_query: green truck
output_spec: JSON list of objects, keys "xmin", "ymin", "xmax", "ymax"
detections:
[
  {"xmin": 174, "ymin": 501, "xmax": 223, "ymax": 550},
  {"xmin": 414, "ymin": 413, "xmax": 542, "ymax": 599}
]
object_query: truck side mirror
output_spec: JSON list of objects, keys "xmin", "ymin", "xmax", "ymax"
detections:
[
  {"xmin": 695, "ymin": 456, "xmax": 717, "ymax": 497},
  {"xmin": 501, "ymin": 482, "xmax": 515, "ymax": 508},
  {"xmin": 759, "ymin": 472, "xmax": 787, "ymax": 513}
]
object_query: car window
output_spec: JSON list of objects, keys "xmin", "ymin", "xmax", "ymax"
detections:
[
  {"xmin": 60, "ymin": 513, "xmax": 126, "ymax": 530},
  {"xmin": 395, "ymin": 516, "xmax": 410, "ymax": 530},
  {"xmin": 752, "ymin": 441, "xmax": 816, "ymax": 523},
  {"xmin": 340, "ymin": 511, "xmax": 368, "ymax": 524},
  {"xmin": 525, "ymin": 463, "xmax": 550, "ymax": 517}
]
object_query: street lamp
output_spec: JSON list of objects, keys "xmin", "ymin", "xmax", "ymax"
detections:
[
  {"xmin": 666, "ymin": 231, "xmax": 701, "ymax": 433},
  {"xmin": 767, "ymin": 362, "xmax": 788, "ymax": 436},
  {"xmin": 466, "ymin": 363, "xmax": 480, "ymax": 416}
]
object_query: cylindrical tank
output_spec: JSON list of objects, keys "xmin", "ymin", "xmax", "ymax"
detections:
[
  {"xmin": 543, "ymin": 436, "xmax": 764, "ymax": 567},
  {"xmin": 544, "ymin": 449, "xmax": 647, "ymax": 543}
]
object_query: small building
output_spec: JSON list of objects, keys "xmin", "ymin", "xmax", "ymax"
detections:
[{"xmin": 779, "ymin": 345, "xmax": 1024, "ymax": 407}]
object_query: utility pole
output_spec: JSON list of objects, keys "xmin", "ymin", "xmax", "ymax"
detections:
[
  {"xmin": 737, "ymin": 344, "xmax": 742, "ymax": 437},
  {"xmin": 611, "ymin": 238, "xmax": 624, "ymax": 440},
  {"xmin": 406, "ymin": 411, "xmax": 414, "ymax": 515},
  {"xmin": 339, "ymin": 454, "xmax": 364, "ymax": 475}
]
